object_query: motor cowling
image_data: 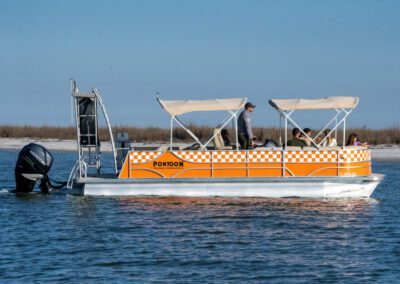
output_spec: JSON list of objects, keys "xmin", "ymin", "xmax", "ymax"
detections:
[{"xmin": 15, "ymin": 143, "xmax": 54, "ymax": 193}]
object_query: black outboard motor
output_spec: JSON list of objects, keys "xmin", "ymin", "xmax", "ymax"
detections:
[{"xmin": 15, "ymin": 143, "xmax": 54, "ymax": 193}]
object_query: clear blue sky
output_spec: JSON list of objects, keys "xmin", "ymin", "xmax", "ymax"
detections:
[{"xmin": 1, "ymin": 0, "xmax": 399, "ymax": 129}]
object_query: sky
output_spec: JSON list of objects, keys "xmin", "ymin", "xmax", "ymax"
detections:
[{"xmin": 0, "ymin": 0, "xmax": 399, "ymax": 129}]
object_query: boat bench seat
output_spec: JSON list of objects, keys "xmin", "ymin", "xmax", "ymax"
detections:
[
  {"xmin": 319, "ymin": 146, "xmax": 341, "ymax": 151},
  {"xmin": 254, "ymin": 147, "xmax": 282, "ymax": 151},
  {"xmin": 285, "ymin": 146, "xmax": 302, "ymax": 151},
  {"xmin": 343, "ymin": 146, "xmax": 368, "ymax": 150}
]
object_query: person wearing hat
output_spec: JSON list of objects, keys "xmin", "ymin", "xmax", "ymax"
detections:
[{"xmin": 237, "ymin": 102, "xmax": 256, "ymax": 149}]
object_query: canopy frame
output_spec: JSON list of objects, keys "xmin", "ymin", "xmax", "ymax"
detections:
[
  {"xmin": 158, "ymin": 97, "xmax": 246, "ymax": 150},
  {"xmin": 270, "ymin": 97, "xmax": 358, "ymax": 149}
]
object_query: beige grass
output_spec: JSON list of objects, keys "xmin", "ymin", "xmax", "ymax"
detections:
[{"xmin": 0, "ymin": 125, "xmax": 399, "ymax": 145}]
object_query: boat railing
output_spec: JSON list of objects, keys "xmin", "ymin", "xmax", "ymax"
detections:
[{"xmin": 67, "ymin": 158, "xmax": 88, "ymax": 189}]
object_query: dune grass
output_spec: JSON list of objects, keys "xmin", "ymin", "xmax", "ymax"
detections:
[{"xmin": 1, "ymin": 124, "xmax": 399, "ymax": 145}]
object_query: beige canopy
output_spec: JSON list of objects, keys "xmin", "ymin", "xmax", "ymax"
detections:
[
  {"xmin": 269, "ymin": 96, "xmax": 359, "ymax": 111},
  {"xmin": 158, "ymin": 98, "xmax": 247, "ymax": 116}
]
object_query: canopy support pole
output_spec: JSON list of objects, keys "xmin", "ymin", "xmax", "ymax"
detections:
[
  {"xmin": 234, "ymin": 112, "xmax": 239, "ymax": 150},
  {"xmin": 173, "ymin": 116, "xmax": 204, "ymax": 148},
  {"xmin": 277, "ymin": 108, "xmax": 353, "ymax": 149},
  {"xmin": 314, "ymin": 109, "xmax": 342, "ymax": 143},
  {"xmin": 170, "ymin": 117, "xmax": 173, "ymax": 150},
  {"xmin": 203, "ymin": 110, "xmax": 239, "ymax": 150}
]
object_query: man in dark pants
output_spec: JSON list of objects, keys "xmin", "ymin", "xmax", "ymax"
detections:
[{"xmin": 237, "ymin": 102, "xmax": 256, "ymax": 149}]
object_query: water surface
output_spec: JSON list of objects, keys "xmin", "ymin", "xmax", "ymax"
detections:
[{"xmin": 0, "ymin": 149, "xmax": 399, "ymax": 283}]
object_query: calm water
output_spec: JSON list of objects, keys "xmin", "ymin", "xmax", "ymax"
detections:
[{"xmin": 0, "ymin": 149, "xmax": 399, "ymax": 283}]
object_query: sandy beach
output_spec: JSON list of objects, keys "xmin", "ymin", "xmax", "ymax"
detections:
[{"xmin": 1, "ymin": 138, "xmax": 399, "ymax": 161}]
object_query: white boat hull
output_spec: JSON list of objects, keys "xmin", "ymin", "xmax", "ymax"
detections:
[{"xmin": 67, "ymin": 174, "xmax": 383, "ymax": 198}]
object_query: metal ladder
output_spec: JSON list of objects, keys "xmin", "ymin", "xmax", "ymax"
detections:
[{"xmin": 71, "ymin": 80, "xmax": 117, "ymax": 177}]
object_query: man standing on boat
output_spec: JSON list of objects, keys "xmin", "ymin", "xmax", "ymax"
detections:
[{"xmin": 238, "ymin": 102, "xmax": 256, "ymax": 149}]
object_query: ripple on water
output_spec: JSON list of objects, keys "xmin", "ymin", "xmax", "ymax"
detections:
[{"xmin": 0, "ymin": 151, "xmax": 398, "ymax": 282}]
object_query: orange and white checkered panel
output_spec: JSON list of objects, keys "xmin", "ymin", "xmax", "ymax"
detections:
[
  {"xmin": 129, "ymin": 151, "xmax": 162, "ymax": 164},
  {"xmin": 175, "ymin": 151, "xmax": 212, "ymax": 163},
  {"xmin": 248, "ymin": 151, "xmax": 282, "ymax": 163},
  {"xmin": 339, "ymin": 149, "xmax": 370, "ymax": 162},
  {"xmin": 212, "ymin": 151, "xmax": 247, "ymax": 163},
  {"xmin": 285, "ymin": 150, "xmax": 338, "ymax": 163}
]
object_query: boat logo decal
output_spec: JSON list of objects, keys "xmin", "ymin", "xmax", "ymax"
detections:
[{"xmin": 153, "ymin": 161, "xmax": 184, "ymax": 169}]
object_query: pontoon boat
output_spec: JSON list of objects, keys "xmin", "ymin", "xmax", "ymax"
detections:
[{"xmin": 67, "ymin": 81, "xmax": 383, "ymax": 197}]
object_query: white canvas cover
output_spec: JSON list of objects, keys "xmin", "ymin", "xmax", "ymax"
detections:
[
  {"xmin": 158, "ymin": 98, "xmax": 247, "ymax": 116},
  {"xmin": 269, "ymin": 96, "xmax": 359, "ymax": 111}
]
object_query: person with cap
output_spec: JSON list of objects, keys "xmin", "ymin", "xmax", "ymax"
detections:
[{"xmin": 237, "ymin": 102, "xmax": 256, "ymax": 149}]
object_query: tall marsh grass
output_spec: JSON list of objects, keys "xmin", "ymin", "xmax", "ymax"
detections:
[{"xmin": 0, "ymin": 125, "xmax": 399, "ymax": 145}]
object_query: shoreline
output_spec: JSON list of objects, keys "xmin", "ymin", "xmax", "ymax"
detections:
[{"xmin": 1, "ymin": 138, "xmax": 400, "ymax": 161}]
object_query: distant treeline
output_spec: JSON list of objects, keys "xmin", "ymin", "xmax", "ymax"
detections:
[{"xmin": 0, "ymin": 124, "xmax": 399, "ymax": 145}]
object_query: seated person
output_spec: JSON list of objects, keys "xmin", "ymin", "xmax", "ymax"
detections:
[
  {"xmin": 253, "ymin": 138, "xmax": 278, "ymax": 148},
  {"xmin": 263, "ymin": 138, "xmax": 278, "ymax": 148},
  {"xmin": 346, "ymin": 133, "xmax": 368, "ymax": 147},
  {"xmin": 322, "ymin": 129, "xmax": 337, "ymax": 146},
  {"xmin": 287, "ymin": 128, "xmax": 307, "ymax": 147},
  {"xmin": 221, "ymin": 129, "xmax": 231, "ymax": 146},
  {"xmin": 299, "ymin": 128, "xmax": 314, "ymax": 146}
]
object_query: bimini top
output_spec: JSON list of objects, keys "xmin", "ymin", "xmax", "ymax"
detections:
[
  {"xmin": 269, "ymin": 96, "xmax": 359, "ymax": 111},
  {"xmin": 158, "ymin": 97, "xmax": 247, "ymax": 116}
]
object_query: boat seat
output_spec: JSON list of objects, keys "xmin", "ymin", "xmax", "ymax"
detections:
[
  {"xmin": 181, "ymin": 143, "xmax": 201, "ymax": 150},
  {"xmin": 319, "ymin": 146, "xmax": 341, "ymax": 151},
  {"xmin": 212, "ymin": 128, "xmax": 233, "ymax": 150},
  {"xmin": 285, "ymin": 146, "xmax": 302, "ymax": 151},
  {"xmin": 343, "ymin": 145, "xmax": 368, "ymax": 150},
  {"xmin": 303, "ymin": 146, "xmax": 318, "ymax": 151},
  {"xmin": 253, "ymin": 147, "xmax": 274, "ymax": 151},
  {"xmin": 156, "ymin": 145, "xmax": 169, "ymax": 152},
  {"xmin": 253, "ymin": 147, "xmax": 282, "ymax": 151}
]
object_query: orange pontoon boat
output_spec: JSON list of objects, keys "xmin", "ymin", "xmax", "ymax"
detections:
[{"xmin": 67, "ymin": 81, "xmax": 383, "ymax": 197}]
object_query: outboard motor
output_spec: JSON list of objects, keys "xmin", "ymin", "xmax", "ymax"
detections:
[{"xmin": 15, "ymin": 143, "xmax": 54, "ymax": 193}]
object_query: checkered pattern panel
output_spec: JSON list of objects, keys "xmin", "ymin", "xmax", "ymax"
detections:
[
  {"xmin": 284, "ymin": 151, "xmax": 338, "ymax": 163},
  {"xmin": 212, "ymin": 151, "xmax": 247, "ymax": 163},
  {"xmin": 129, "ymin": 151, "xmax": 161, "ymax": 164},
  {"xmin": 248, "ymin": 151, "xmax": 282, "ymax": 163},
  {"xmin": 175, "ymin": 151, "xmax": 211, "ymax": 163},
  {"xmin": 339, "ymin": 149, "xmax": 370, "ymax": 162}
]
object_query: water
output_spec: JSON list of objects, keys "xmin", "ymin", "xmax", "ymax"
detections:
[{"xmin": 0, "ymin": 149, "xmax": 399, "ymax": 283}]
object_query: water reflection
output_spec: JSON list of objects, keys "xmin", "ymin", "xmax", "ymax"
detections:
[{"xmin": 115, "ymin": 196, "xmax": 378, "ymax": 214}]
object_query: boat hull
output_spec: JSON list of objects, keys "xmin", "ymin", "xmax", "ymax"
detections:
[{"xmin": 67, "ymin": 174, "xmax": 383, "ymax": 198}]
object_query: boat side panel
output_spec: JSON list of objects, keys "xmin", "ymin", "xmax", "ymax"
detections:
[
  {"xmin": 339, "ymin": 162, "xmax": 371, "ymax": 177},
  {"xmin": 285, "ymin": 163, "xmax": 338, "ymax": 177},
  {"xmin": 119, "ymin": 149, "xmax": 371, "ymax": 179},
  {"xmin": 75, "ymin": 179, "xmax": 379, "ymax": 198}
]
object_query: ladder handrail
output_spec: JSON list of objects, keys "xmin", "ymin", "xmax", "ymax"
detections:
[
  {"xmin": 70, "ymin": 80, "xmax": 118, "ymax": 177},
  {"xmin": 93, "ymin": 87, "xmax": 118, "ymax": 175}
]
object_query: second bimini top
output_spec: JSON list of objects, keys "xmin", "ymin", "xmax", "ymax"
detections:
[
  {"xmin": 269, "ymin": 96, "xmax": 359, "ymax": 111},
  {"xmin": 157, "ymin": 97, "xmax": 247, "ymax": 116}
]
